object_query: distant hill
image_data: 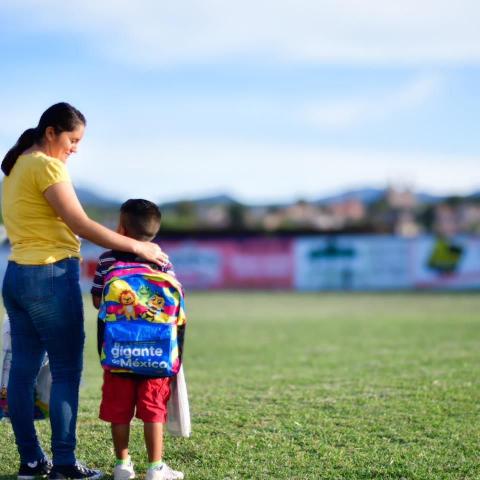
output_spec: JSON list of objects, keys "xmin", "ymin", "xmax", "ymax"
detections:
[
  {"xmin": 194, "ymin": 194, "xmax": 238, "ymax": 205},
  {"xmin": 313, "ymin": 188, "xmax": 385, "ymax": 205},
  {"xmin": 314, "ymin": 188, "xmax": 454, "ymax": 206},
  {"xmin": 161, "ymin": 194, "xmax": 238, "ymax": 209},
  {"xmin": 75, "ymin": 186, "xmax": 120, "ymax": 207},
  {"xmin": 415, "ymin": 189, "xmax": 480, "ymax": 204},
  {"xmin": 415, "ymin": 192, "xmax": 445, "ymax": 204},
  {"xmin": 467, "ymin": 190, "xmax": 480, "ymax": 200},
  {"xmin": 3, "ymin": 182, "xmax": 479, "ymax": 210}
]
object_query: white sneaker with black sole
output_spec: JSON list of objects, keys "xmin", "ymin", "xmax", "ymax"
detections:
[
  {"xmin": 113, "ymin": 458, "xmax": 135, "ymax": 480},
  {"xmin": 145, "ymin": 463, "xmax": 184, "ymax": 480}
]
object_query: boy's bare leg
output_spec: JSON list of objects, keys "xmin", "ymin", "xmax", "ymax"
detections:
[
  {"xmin": 112, "ymin": 423, "xmax": 131, "ymax": 460},
  {"xmin": 144, "ymin": 422, "xmax": 164, "ymax": 463}
]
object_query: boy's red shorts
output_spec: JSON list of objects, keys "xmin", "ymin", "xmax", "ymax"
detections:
[{"xmin": 99, "ymin": 371, "xmax": 171, "ymax": 424}]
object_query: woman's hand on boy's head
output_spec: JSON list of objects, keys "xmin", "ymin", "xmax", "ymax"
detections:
[{"xmin": 135, "ymin": 240, "xmax": 169, "ymax": 266}]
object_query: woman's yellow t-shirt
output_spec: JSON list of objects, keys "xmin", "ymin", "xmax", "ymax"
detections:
[{"xmin": 1, "ymin": 151, "xmax": 81, "ymax": 264}]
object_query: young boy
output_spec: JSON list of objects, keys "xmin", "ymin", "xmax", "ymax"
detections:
[{"xmin": 91, "ymin": 199, "xmax": 184, "ymax": 480}]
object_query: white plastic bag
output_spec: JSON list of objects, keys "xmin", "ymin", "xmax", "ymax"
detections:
[
  {"xmin": 0, "ymin": 314, "xmax": 51, "ymax": 420},
  {"xmin": 167, "ymin": 365, "xmax": 191, "ymax": 437},
  {"xmin": 0, "ymin": 315, "xmax": 12, "ymax": 419},
  {"xmin": 34, "ymin": 355, "xmax": 51, "ymax": 419}
]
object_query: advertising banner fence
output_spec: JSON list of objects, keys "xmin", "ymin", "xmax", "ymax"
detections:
[
  {"xmin": 294, "ymin": 236, "xmax": 413, "ymax": 290},
  {"xmin": 160, "ymin": 238, "xmax": 294, "ymax": 289},
  {"xmin": 2, "ymin": 234, "xmax": 479, "ymax": 292},
  {"xmin": 412, "ymin": 236, "xmax": 480, "ymax": 289}
]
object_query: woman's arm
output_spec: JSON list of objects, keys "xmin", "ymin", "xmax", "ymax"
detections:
[{"xmin": 44, "ymin": 182, "xmax": 168, "ymax": 265}]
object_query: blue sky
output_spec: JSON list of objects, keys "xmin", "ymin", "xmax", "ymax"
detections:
[{"xmin": 1, "ymin": 0, "xmax": 479, "ymax": 204}]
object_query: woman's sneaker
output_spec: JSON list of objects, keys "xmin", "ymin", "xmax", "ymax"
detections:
[
  {"xmin": 145, "ymin": 463, "xmax": 184, "ymax": 480},
  {"xmin": 113, "ymin": 458, "xmax": 135, "ymax": 480},
  {"xmin": 18, "ymin": 458, "xmax": 52, "ymax": 479},
  {"xmin": 48, "ymin": 462, "xmax": 103, "ymax": 480}
]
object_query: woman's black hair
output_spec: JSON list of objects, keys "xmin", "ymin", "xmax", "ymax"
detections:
[{"xmin": 1, "ymin": 102, "xmax": 86, "ymax": 176}]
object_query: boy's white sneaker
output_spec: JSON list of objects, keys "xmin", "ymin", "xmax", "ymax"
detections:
[
  {"xmin": 145, "ymin": 463, "xmax": 184, "ymax": 480},
  {"xmin": 113, "ymin": 459, "xmax": 135, "ymax": 480}
]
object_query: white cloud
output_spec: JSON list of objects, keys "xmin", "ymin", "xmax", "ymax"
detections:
[
  {"xmin": 3, "ymin": 0, "xmax": 480, "ymax": 67},
  {"xmin": 69, "ymin": 138, "xmax": 480, "ymax": 203},
  {"xmin": 304, "ymin": 73, "xmax": 443, "ymax": 129},
  {"xmin": 0, "ymin": 71, "xmax": 445, "ymax": 151}
]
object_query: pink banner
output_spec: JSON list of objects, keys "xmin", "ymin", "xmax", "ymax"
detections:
[{"xmin": 160, "ymin": 238, "xmax": 294, "ymax": 289}]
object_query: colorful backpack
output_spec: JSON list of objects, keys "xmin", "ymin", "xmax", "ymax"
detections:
[{"xmin": 98, "ymin": 262, "xmax": 186, "ymax": 377}]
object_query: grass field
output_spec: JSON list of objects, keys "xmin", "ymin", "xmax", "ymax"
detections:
[{"xmin": 0, "ymin": 292, "xmax": 479, "ymax": 479}]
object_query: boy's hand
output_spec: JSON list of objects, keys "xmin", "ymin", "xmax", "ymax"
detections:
[
  {"xmin": 135, "ymin": 241, "xmax": 170, "ymax": 267},
  {"xmin": 92, "ymin": 295, "xmax": 101, "ymax": 310}
]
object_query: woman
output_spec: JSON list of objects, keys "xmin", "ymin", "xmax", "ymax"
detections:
[{"xmin": 1, "ymin": 103, "xmax": 167, "ymax": 480}]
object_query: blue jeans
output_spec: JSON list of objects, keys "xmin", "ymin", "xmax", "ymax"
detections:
[{"xmin": 2, "ymin": 259, "xmax": 85, "ymax": 465}]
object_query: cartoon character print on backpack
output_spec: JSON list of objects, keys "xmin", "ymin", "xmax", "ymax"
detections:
[
  {"xmin": 106, "ymin": 287, "xmax": 147, "ymax": 321},
  {"xmin": 142, "ymin": 294, "xmax": 166, "ymax": 322}
]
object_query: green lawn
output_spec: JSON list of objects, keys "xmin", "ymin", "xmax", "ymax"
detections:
[{"xmin": 1, "ymin": 293, "xmax": 479, "ymax": 479}]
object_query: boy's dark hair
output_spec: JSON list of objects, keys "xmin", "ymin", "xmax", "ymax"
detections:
[{"xmin": 120, "ymin": 199, "xmax": 162, "ymax": 241}]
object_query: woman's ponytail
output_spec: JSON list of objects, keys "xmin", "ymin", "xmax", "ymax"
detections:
[{"xmin": 1, "ymin": 128, "xmax": 38, "ymax": 176}]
